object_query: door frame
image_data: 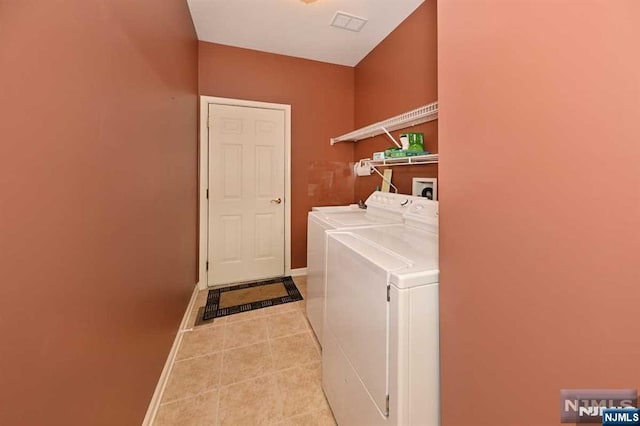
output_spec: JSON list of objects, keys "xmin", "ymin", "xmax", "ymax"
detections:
[{"xmin": 198, "ymin": 96, "xmax": 292, "ymax": 290}]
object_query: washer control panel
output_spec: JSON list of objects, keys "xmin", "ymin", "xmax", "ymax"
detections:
[
  {"xmin": 404, "ymin": 197, "xmax": 439, "ymax": 231},
  {"xmin": 365, "ymin": 191, "xmax": 415, "ymax": 213}
]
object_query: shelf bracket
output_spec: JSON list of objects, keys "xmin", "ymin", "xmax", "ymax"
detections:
[
  {"xmin": 370, "ymin": 163, "xmax": 398, "ymax": 193},
  {"xmin": 381, "ymin": 126, "xmax": 401, "ymax": 148}
]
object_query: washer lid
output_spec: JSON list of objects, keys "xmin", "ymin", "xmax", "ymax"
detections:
[
  {"xmin": 327, "ymin": 232, "xmax": 412, "ymax": 272},
  {"xmin": 321, "ymin": 211, "xmax": 402, "ymax": 228},
  {"xmin": 331, "ymin": 224, "xmax": 439, "ymax": 288},
  {"xmin": 309, "ymin": 206, "xmax": 404, "ymax": 227},
  {"xmin": 311, "ymin": 204, "xmax": 360, "ymax": 212}
]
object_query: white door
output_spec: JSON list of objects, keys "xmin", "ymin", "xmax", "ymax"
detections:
[{"xmin": 208, "ymin": 104, "xmax": 286, "ymax": 286}]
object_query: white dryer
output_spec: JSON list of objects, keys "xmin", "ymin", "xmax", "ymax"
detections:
[
  {"xmin": 322, "ymin": 198, "xmax": 439, "ymax": 426},
  {"xmin": 306, "ymin": 191, "xmax": 418, "ymax": 346}
]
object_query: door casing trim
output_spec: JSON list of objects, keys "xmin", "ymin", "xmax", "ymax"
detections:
[{"xmin": 198, "ymin": 96, "xmax": 292, "ymax": 290}]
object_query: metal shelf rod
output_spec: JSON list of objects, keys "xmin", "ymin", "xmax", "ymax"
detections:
[
  {"xmin": 330, "ymin": 101, "xmax": 438, "ymax": 145},
  {"xmin": 367, "ymin": 153, "xmax": 439, "ymax": 167}
]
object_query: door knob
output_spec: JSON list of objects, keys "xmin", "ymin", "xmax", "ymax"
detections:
[{"xmin": 271, "ymin": 198, "xmax": 282, "ymax": 204}]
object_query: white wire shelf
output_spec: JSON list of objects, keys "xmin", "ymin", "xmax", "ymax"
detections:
[
  {"xmin": 330, "ymin": 101, "xmax": 438, "ymax": 145},
  {"xmin": 367, "ymin": 153, "xmax": 439, "ymax": 167}
]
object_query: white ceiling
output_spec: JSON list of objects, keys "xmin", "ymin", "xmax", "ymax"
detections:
[{"xmin": 187, "ymin": 0, "xmax": 425, "ymax": 67}]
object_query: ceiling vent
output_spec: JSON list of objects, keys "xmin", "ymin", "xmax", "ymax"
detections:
[{"xmin": 330, "ymin": 11, "xmax": 368, "ymax": 32}]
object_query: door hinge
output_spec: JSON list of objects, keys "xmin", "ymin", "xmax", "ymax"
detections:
[
  {"xmin": 385, "ymin": 394, "xmax": 390, "ymax": 415},
  {"xmin": 387, "ymin": 285, "xmax": 390, "ymax": 302},
  {"xmin": 206, "ymin": 261, "xmax": 209, "ymax": 271},
  {"xmin": 206, "ymin": 189, "xmax": 209, "ymax": 199}
]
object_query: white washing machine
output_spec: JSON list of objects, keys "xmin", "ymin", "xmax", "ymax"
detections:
[
  {"xmin": 306, "ymin": 191, "xmax": 419, "ymax": 346},
  {"xmin": 322, "ymin": 198, "xmax": 439, "ymax": 426}
]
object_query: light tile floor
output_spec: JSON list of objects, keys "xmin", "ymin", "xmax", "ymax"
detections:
[{"xmin": 153, "ymin": 276, "xmax": 337, "ymax": 426}]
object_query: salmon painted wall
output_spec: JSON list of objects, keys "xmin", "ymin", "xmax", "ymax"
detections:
[
  {"xmin": 198, "ymin": 42, "xmax": 355, "ymax": 269},
  {"xmin": 353, "ymin": 0, "xmax": 438, "ymax": 201},
  {"xmin": 439, "ymin": 1, "xmax": 640, "ymax": 425},
  {"xmin": 0, "ymin": 1, "xmax": 198, "ymax": 424}
]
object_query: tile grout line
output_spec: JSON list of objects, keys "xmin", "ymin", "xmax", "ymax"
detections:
[
  {"xmin": 173, "ymin": 347, "xmax": 224, "ymax": 364},
  {"xmin": 157, "ymin": 354, "xmax": 223, "ymax": 406},
  {"xmin": 205, "ymin": 322, "xmax": 308, "ymax": 356},
  {"xmin": 214, "ymin": 315, "xmax": 229, "ymax": 426},
  {"xmin": 158, "ymin": 280, "xmax": 309, "ymax": 423},
  {"xmin": 163, "ymin": 285, "xmax": 309, "ymax": 422},
  {"xmin": 145, "ymin": 283, "xmax": 202, "ymax": 425},
  {"xmin": 213, "ymin": 353, "xmax": 223, "ymax": 426},
  {"xmin": 157, "ymin": 387, "xmax": 219, "ymax": 407},
  {"xmin": 266, "ymin": 321, "xmax": 285, "ymax": 425},
  {"xmin": 158, "ymin": 358, "xmax": 322, "ymax": 414},
  {"xmin": 217, "ymin": 359, "xmax": 322, "ymax": 390},
  {"xmin": 159, "ymin": 324, "xmax": 224, "ymax": 409},
  {"xmin": 158, "ymin": 363, "xmax": 324, "ymax": 423},
  {"xmin": 182, "ymin": 312, "xmax": 304, "ymax": 360}
]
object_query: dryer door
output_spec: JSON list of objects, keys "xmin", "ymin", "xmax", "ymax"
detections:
[{"xmin": 325, "ymin": 233, "xmax": 410, "ymax": 417}]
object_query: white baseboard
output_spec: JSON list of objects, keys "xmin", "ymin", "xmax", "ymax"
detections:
[
  {"xmin": 290, "ymin": 267, "xmax": 307, "ymax": 277},
  {"xmin": 142, "ymin": 284, "xmax": 200, "ymax": 425}
]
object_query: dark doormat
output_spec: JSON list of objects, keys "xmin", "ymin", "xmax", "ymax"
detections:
[{"xmin": 202, "ymin": 276, "xmax": 302, "ymax": 321}]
